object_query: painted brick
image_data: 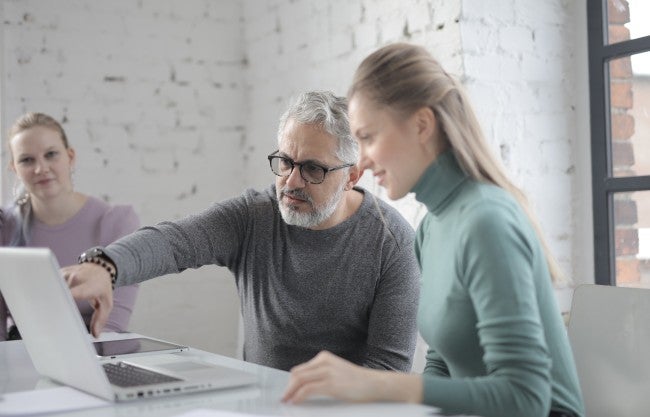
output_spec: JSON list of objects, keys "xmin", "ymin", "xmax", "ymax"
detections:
[
  {"xmin": 404, "ymin": 0, "xmax": 432, "ymax": 35},
  {"xmin": 513, "ymin": 0, "xmax": 570, "ymax": 26},
  {"xmin": 499, "ymin": 26, "xmax": 535, "ymax": 55},
  {"xmin": 354, "ymin": 23, "xmax": 378, "ymax": 50},
  {"xmin": 461, "ymin": 0, "xmax": 515, "ymax": 24},
  {"xmin": 0, "ymin": 0, "xmax": 591, "ymax": 353},
  {"xmin": 461, "ymin": 22, "xmax": 499, "ymax": 55}
]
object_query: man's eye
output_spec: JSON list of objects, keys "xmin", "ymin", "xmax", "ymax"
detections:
[
  {"xmin": 303, "ymin": 163, "xmax": 324, "ymax": 174},
  {"xmin": 279, "ymin": 158, "xmax": 293, "ymax": 169}
]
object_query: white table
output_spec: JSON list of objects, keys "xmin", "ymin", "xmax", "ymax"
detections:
[{"xmin": 0, "ymin": 335, "xmax": 443, "ymax": 417}]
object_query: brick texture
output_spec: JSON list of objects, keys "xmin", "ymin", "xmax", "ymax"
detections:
[
  {"xmin": 609, "ymin": 24, "xmax": 630, "ymax": 44},
  {"xmin": 615, "ymin": 228, "xmax": 639, "ymax": 256},
  {"xmin": 610, "ymin": 81, "xmax": 634, "ymax": 109},
  {"xmin": 0, "ymin": 0, "xmax": 590, "ymax": 351},
  {"xmin": 611, "ymin": 113, "xmax": 635, "ymax": 141},
  {"xmin": 617, "ymin": 258, "xmax": 640, "ymax": 284},
  {"xmin": 614, "ymin": 198, "xmax": 639, "ymax": 225},
  {"xmin": 607, "ymin": 0, "xmax": 640, "ymax": 286},
  {"xmin": 607, "ymin": 0, "xmax": 630, "ymax": 25}
]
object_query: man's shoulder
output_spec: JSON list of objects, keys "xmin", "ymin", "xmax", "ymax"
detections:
[
  {"xmin": 238, "ymin": 185, "xmax": 277, "ymax": 207},
  {"xmin": 214, "ymin": 186, "xmax": 277, "ymax": 221},
  {"xmin": 355, "ymin": 187, "xmax": 415, "ymax": 237}
]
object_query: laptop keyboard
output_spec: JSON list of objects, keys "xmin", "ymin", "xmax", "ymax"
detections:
[{"xmin": 103, "ymin": 362, "xmax": 182, "ymax": 387}]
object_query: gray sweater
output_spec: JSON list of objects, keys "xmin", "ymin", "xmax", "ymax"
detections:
[{"xmin": 105, "ymin": 185, "xmax": 420, "ymax": 371}]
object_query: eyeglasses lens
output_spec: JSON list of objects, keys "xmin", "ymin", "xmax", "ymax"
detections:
[{"xmin": 270, "ymin": 157, "xmax": 325, "ymax": 184}]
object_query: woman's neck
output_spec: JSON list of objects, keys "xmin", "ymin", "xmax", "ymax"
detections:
[{"xmin": 30, "ymin": 192, "xmax": 87, "ymax": 226}]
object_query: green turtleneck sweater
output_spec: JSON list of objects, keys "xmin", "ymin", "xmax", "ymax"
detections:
[{"xmin": 412, "ymin": 151, "xmax": 584, "ymax": 417}]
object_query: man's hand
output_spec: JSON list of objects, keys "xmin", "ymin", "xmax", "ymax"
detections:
[{"xmin": 62, "ymin": 263, "xmax": 114, "ymax": 338}]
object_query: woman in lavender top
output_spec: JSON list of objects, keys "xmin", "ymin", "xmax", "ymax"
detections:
[{"xmin": 0, "ymin": 112, "xmax": 139, "ymax": 341}]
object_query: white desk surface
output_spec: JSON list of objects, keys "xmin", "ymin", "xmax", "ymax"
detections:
[{"xmin": 0, "ymin": 334, "xmax": 446, "ymax": 417}]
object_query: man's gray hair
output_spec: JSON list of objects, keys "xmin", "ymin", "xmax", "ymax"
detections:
[{"xmin": 277, "ymin": 91, "xmax": 358, "ymax": 164}]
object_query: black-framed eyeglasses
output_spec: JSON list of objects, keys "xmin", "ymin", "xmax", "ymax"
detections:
[{"xmin": 267, "ymin": 151, "xmax": 353, "ymax": 184}]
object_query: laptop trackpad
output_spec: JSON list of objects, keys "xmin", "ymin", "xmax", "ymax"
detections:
[
  {"xmin": 127, "ymin": 355, "xmax": 240, "ymax": 379},
  {"xmin": 158, "ymin": 361, "xmax": 212, "ymax": 373}
]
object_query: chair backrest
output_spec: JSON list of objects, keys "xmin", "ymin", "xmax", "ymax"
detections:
[{"xmin": 567, "ymin": 284, "xmax": 650, "ymax": 417}]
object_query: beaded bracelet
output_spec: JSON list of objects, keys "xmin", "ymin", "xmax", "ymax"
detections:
[{"xmin": 79, "ymin": 257, "xmax": 117, "ymax": 290}]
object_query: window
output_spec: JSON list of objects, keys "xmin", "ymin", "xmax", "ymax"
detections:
[{"xmin": 588, "ymin": 0, "xmax": 650, "ymax": 286}]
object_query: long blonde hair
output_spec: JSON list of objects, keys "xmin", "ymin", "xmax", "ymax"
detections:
[{"xmin": 349, "ymin": 43, "xmax": 565, "ymax": 284}]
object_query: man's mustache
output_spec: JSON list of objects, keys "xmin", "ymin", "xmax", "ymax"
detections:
[{"xmin": 281, "ymin": 188, "xmax": 313, "ymax": 204}]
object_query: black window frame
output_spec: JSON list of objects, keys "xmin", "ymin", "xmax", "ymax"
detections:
[{"xmin": 588, "ymin": 0, "xmax": 650, "ymax": 285}]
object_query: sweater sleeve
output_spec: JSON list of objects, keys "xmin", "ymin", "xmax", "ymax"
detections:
[
  {"xmin": 98, "ymin": 205, "xmax": 141, "ymax": 333},
  {"xmin": 363, "ymin": 229, "xmax": 419, "ymax": 371},
  {"xmin": 105, "ymin": 193, "xmax": 249, "ymax": 287},
  {"xmin": 423, "ymin": 347, "xmax": 451, "ymax": 377},
  {"xmin": 422, "ymin": 202, "xmax": 552, "ymax": 417}
]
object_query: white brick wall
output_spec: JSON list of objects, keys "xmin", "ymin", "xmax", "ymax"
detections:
[
  {"xmin": 459, "ymin": 0, "xmax": 583, "ymax": 288},
  {"xmin": 0, "ymin": 0, "xmax": 592, "ymax": 358},
  {"xmin": 0, "ymin": 0, "xmax": 247, "ymax": 356}
]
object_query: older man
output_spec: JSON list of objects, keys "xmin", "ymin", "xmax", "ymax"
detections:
[{"xmin": 64, "ymin": 91, "xmax": 420, "ymax": 372}]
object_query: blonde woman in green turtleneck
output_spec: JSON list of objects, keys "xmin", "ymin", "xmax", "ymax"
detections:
[{"xmin": 282, "ymin": 43, "xmax": 584, "ymax": 417}]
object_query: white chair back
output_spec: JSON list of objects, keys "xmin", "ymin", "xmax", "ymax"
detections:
[{"xmin": 568, "ymin": 284, "xmax": 650, "ymax": 417}]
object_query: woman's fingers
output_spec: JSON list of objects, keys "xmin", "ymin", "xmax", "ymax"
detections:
[
  {"xmin": 283, "ymin": 351, "xmax": 365, "ymax": 403},
  {"xmin": 284, "ymin": 378, "xmax": 331, "ymax": 404},
  {"xmin": 283, "ymin": 354, "xmax": 331, "ymax": 402}
]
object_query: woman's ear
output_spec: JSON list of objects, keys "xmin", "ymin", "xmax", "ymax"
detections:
[
  {"xmin": 414, "ymin": 106, "xmax": 436, "ymax": 146},
  {"xmin": 67, "ymin": 147, "xmax": 77, "ymax": 169}
]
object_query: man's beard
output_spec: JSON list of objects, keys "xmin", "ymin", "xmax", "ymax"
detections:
[{"xmin": 277, "ymin": 181, "xmax": 346, "ymax": 228}]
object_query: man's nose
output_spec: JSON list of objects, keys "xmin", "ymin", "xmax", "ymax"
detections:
[{"xmin": 285, "ymin": 165, "xmax": 306, "ymax": 188}]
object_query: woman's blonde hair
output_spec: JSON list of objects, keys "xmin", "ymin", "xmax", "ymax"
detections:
[
  {"xmin": 349, "ymin": 43, "xmax": 565, "ymax": 284},
  {"xmin": 8, "ymin": 112, "xmax": 69, "ymax": 151}
]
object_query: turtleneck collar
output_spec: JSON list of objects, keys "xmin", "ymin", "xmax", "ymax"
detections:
[{"xmin": 411, "ymin": 149, "xmax": 468, "ymax": 215}]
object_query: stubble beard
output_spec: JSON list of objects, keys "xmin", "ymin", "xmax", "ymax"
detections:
[{"xmin": 277, "ymin": 181, "xmax": 347, "ymax": 228}]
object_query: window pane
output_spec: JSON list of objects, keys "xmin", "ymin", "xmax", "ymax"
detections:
[
  {"xmin": 607, "ymin": 0, "xmax": 650, "ymax": 45},
  {"xmin": 613, "ymin": 191, "xmax": 650, "ymax": 288},
  {"xmin": 609, "ymin": 52, "xmax": 650, "ymax": 177}
]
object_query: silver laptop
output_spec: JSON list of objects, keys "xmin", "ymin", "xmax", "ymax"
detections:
[
  {"xmin": 567, "ymin": 284, "xmax": 650, "ymax": 417},
  {"xmin": 0, "ymin": 247, "xmax": 256, "ymax": 402}
]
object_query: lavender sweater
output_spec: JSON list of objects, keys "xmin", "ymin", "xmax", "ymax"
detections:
[
  {"xmin": 103, "ymin": 185, "xmax": 420, "ymax": 371},
  {"xmin": 0, "ymin": 196, "xmax": 140, "ymax": 340}
]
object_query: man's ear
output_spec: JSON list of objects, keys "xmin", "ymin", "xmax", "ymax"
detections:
[{"xmin": 345, "ymin": 164, "xmax": 363, "ymax": 190}]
